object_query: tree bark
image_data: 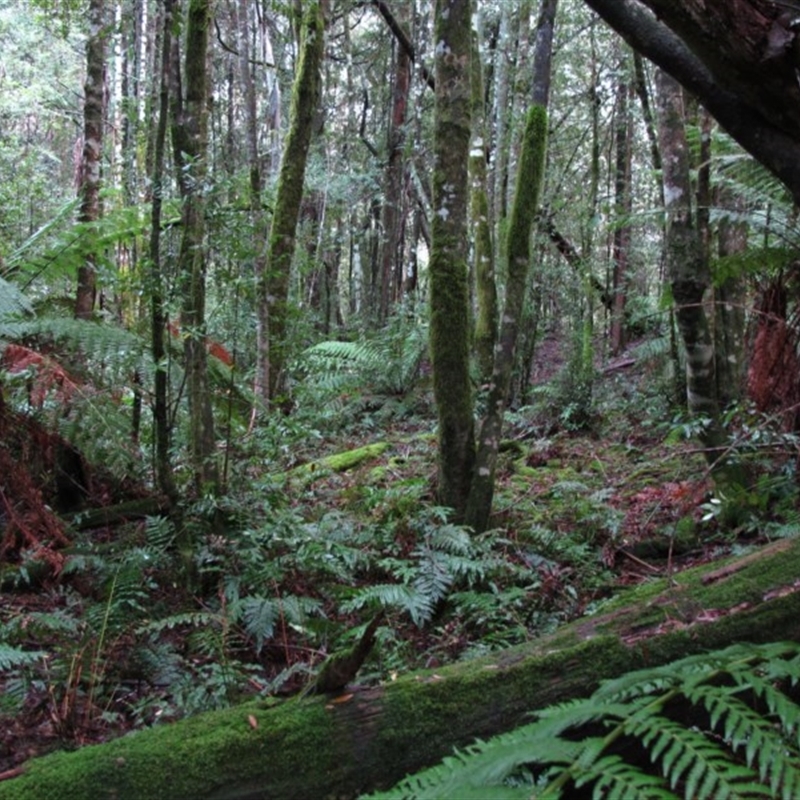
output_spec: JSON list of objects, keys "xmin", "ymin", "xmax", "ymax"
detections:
[
  {"xmin": 6, "ymin": 538, "xmax": 800, "ymax": 800},
  {"xmin": 581, "ymin": 0, "xmax": 800, "ymax": 205},
  {"xmin": 171, "ymin": 0, "xmax": 219, "ymax": 496},
  {"xmin": 429, "ymin": 0, "xmax": 475, "ymax": 518},
  {"xmin": 75, "ymin": 0, "xmax": 107, "ymax": 320},
  {"xmin": 470, "ymin": 20, "xmax": 497, "ymax": 384},
  {"xmin": 609, "ymin": 50, "xmax": 634, "ymax": 355},
  {"xmin": 260, "ymin": 0, "xmax": 325, "ymax": 403},
  {"xmin": 714, "ymin": 184, "xmax": 748, "ymax": 407},
  {"xmin": 149, "ymin": 0, "xmax": 178, "ymax": 502},
  {"xmin": 378, "ymin": 15, "xmax": 410, "ymax": 322},
  {"xmin": 465, "ymin": 0, "xmax": 556, "ymax": 534}
]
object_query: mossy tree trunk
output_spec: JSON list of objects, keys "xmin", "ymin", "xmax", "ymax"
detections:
[
  {"xmin": 259, "ymin": 1, "xmax": 325, "ymax": 404},
  {"xmin": 609, "ymin": 49, "xmax": 634, "ymax": 356},
  {"xmin": 429, "ymin": 0, "xmax": 475, "ymax": 518},
  {"xmin": 171, "ymin": 0, "xmax": 219, "ymax": 496},
  {"xmin": 654, "ymin": 69, "xmax": 743, "ymax": 489},
  {"xmin": 470, "ymin": 21, "xmax": 497, "ymax": 384},
  {"xmin": 7, "ymin": 538, "xmax": 800, "ymax": 800},
  {"xmin": 75, "ymin": 0, "xmax": 106, "ymax": 320},
  {"xmin": 465, "ymin": 0, "xmax": 556, "ymax": 534}
]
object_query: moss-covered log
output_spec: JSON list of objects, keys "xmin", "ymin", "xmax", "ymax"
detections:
[{"xmin": 5, "ymin": 539, "xmax": 800, "ymax": 800}]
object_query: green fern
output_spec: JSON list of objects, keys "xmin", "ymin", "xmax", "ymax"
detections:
[
  {"xmin": 301, "ymin": 308, "xmax": 428, "ymax": 397},
  {"xmin": 365, "ymin": 641, "xmax": 800, "ymax": 800},
  {"xmin": 0, "ymin": 275, "xmax": 33, "ymax": 327},
  {"xmin": 0, "ymin": 643, "xmax": 47, "ymax": 671}
]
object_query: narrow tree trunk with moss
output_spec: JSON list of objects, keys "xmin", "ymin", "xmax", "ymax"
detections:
[
  {"xmin": 465, "ymin": 0, "xmax": 556, "ymax": 534},
  {"xmin": 714, "ymin": 185, "xmax": 748, "ymax": 408},
  {"xmin": 609, "ymin": 51, "xmax": 633, "ymax": 356},
  {"xmin": 470, "ymin": 23, "xmax": 497, "ymax": 384},
  {"xmin": 149, "ymin": 0, "xmax": 177, "ymax": 502},
  {"xmin": 75, "ymin": 0, "xmax": 106, "ymax": 320},
  {"xmin": 171, "ymin": 0, "xmax": 218, "ymax": 495},
  {"xmin": 654, "ymin": 70, "xmax": 742, "ymax": 488},
  {"xmin": 429, "ymin": 0, "xmax": 475, "ymax": 519},
  {"xmin": 465, "ymin": 105, "xmax": 547, "ymax": 533},
  {"xmin": 259, "ymin": 1, "xmax": 325, "ymax": 403}
]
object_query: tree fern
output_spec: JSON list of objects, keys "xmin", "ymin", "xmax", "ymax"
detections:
[{"xmin": 365, "ymin": 641, "xmax": 800, "ymax": 800}]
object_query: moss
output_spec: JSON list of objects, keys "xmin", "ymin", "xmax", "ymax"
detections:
[
  {"xmin": 7, "ymin": 540, "xmax": 800, "ymax": 799},
  {"xmin": 286, "ymin": 442, "xmax": 390, "ymax": 484}
]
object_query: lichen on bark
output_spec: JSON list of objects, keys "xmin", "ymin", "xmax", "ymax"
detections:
[{"xmin": 429, "ymin": 0, "xmax": 475, "ymax": 518}]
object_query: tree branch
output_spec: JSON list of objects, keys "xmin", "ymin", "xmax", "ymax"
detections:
[
  {"xmin": 368, "ymin": 0, "xmax": 435, "ymax": 91},
  {"xmin": 582, "ymin": 0, "xmax": 800, "ymax": 203}
]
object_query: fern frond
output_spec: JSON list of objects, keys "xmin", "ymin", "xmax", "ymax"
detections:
[
  {"xmin": 0, "ymin": 276, "xmax": 33, "ymax": 325},
  {"xmin": 575, "ymin": 754, "xmax": 673, "ymax": 800},
  {"xmin": 136, "ymin": 611, "xmax": 221, "ymax": 636},
  {"xmin": 341, "ymin": 583, "xmax": 434, "ymax": 627},
  {"xmin": 363, "ymin": 642, "xmax": 800, "ymax": 800},
  {"xmin": 0, "ymin": 643, "xmax": 47, "ymax": 672}
]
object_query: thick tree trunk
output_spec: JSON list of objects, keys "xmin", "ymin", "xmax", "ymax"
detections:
[
  {"xmin": 6, "ymin": 538, "xmax": 800, "ymax": 800},
  {"xmin": 429, "ymin": 0, "xmax": 474, "ymax": 518}
]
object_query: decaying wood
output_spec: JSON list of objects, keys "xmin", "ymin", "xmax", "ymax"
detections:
[
  {"xmin": 5, "ymin": 538, "xmax": 800, "ymax": 800},
  {"xmin": 67, "ymin": 497, "xmax": 172, "ymax": 530}
]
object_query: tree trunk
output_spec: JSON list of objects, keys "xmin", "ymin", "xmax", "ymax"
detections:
[
  {"xmin": 148, "ymin": 0, "xmax": 177, "ymax": 502},
  {"xmin": 714, "ymin": 184, "xmax": 748, "ymax": 408},
  {"xmin": 378, "ymin": 15, "xmax": 411, "ymax": 323},
  {"xmin": 609, "ymin": 50, "xmax": 633, "ymax": 355},
  {"xmin": 470, "ymin": 19, "xmax": 498, "ymax": 384},
  {"xmin": 260, "ymin": 1, "xmax": 325, "ymax": 403},
  {"xmin": 465, "ymin": 0, "xmax": 556, "ymax": 534},
  {"xmin": 75, "ymin": 0, "xmax": 106, "ymax": 320},
  {"xmin": 654, "ymin": 70, "xmax": 743, "ymax": 488},
  {"xmin": 171, "ymin": 0, "xmax": 219, "ymax": 496},
  {"xmin": 6, "ymin": 538, "xmax": 800, "ymax": 800},
  {"xmin": 429, "ymin": 0, "xmax": 475, "ymax": 518}
]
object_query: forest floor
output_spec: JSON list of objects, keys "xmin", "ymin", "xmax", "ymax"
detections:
[{"xmin": 1, "ymin": 334, "xmax": 797, "ymax": 779}]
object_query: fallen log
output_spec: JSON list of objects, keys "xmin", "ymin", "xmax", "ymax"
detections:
[
  {"xmin": 4, "ymin": 538, "xmax": 800, "ymax": 800},
  {"xmin": 67, "ymin": 497, "xmax": 172, "ymax": 531}
]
